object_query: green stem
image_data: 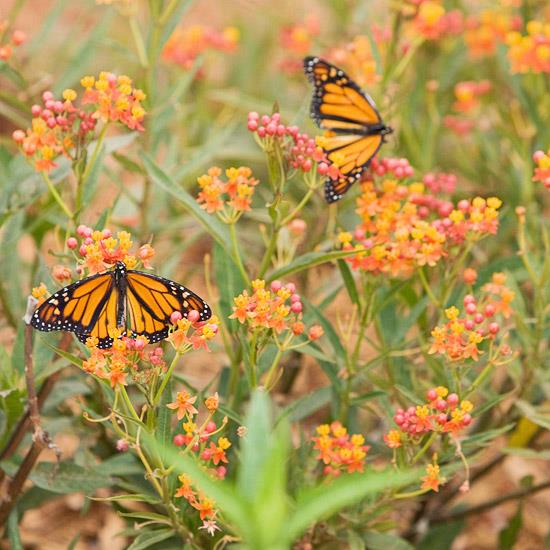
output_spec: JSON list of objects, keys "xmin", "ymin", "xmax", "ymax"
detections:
[
  {"xmin": 119, "ymin": 386, "xmax": 143, "ymax": 425},
  {"xmin": 280, "ymin": 188, "xmax": 314, "ymax": 226},
  {"xmin": 412, "ymin": 432, "xmax": 437, "ymax": 464},
  {"xmin": 264, "ymin": 346, "xmax": 284, "ymax": 390},
  {"xmin": 258, "ymin": 226, "xmax": 280, "ymax": 278},
  {"xmin": 418, "ymin": 267, "xmax": 440, "ymax": 309},
  {"xmin": 229, "ymin": 222, "xmax": 250, "ymax": 285},
  {"xmin": 129, "ymin": 16, "xmax": 149, "ymax": 68},
  {"xmin": 42, "ymin": 172, "xmax": 74, "ymax": 220},
  {"xmin": 153, "ymin": 352, "xmax": 181, "ymax": 405}
]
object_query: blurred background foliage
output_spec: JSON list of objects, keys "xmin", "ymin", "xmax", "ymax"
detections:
[{"xmin": 0, "ymin": 0, "xmax": 548, "ymax": 548}]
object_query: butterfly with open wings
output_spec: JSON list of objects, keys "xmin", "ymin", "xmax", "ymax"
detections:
[
  {"xmin": 304, "ymin": 56, "xmax": 393, "ymax": 203},
  {"xmin": 31, "ymin": 261, "xmax": 211, "ymax": 349}
]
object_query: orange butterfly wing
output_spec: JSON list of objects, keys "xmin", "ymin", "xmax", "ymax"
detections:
[
  {"xmin": 304, "ymin": 56, "xmax": 390, "ymax": 203},
  {"xmin": 126, "ymin": 271, "xmax": 212, "ymax": 344}
]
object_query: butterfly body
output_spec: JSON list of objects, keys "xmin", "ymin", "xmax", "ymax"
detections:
[
  {"xmin": 304, "ymin": 56, "xmax": 392, "ymax": 203},
  {"xmin": 31, "ymin": 261, "xmax": 211, "ymax": 349}
]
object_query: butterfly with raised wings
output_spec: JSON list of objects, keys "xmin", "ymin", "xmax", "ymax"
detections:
[
  {"xmin": 31, "ymin": 261, "xmax": 211, "ymax": 349},
  {"xmin": 304, "ymin": 56, "xmax": 393, "ymax": 203}
]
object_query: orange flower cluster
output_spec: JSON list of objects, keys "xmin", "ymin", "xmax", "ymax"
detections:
[
  {"xmin": 464, "ymin": 10, "xmax": 521, "ymax": 58},
  {"xmin": 0, "ymin": 20, "xmax": 25, "ymax": 61},
  {"xmin": 196, "ymin": 166, "xmax": 259, "ymax": 219},
  {"xmin": 80, "ymin": 72, "xmax": 146, "ymax": 130},
  {"xmin": 452, "ymin": 80, "xmax": 491, "ymax": 113},
  {"xmin": 326, "ymin": 34, "xmax": 382, "ymax": 87},
  {"xmin": 12, "ymin": 73, "xmax": 145, "ymax": 172},
  {"xmin": 162, "ymin": 25, "xmax": 239, "ymax": 70},
  {"xmin": 167, "ymin": 310, "xmax": 219, "ymax": 353},
  {"xmin": 82, "ymin": 332, "xmax": 164, "ymax": 388},
  {"xmin": 279, "ymin": 16, "xmax": 319, "ymax": 74},
  {"xmin": 66, "ymin": 225, "xmax": 154, "ymax": 275},
  {"xmin": 338, "ymin": 179, "xmax": 502, "ymax": 277},
  {"xmin": 229, "ymin": 279, "xmax": 323, "ymax": 340},
  {"xmin": 312, "ymin": 422, "xmax": 370, "ymax": 475},
  {"xmin": 170, "ymin": 391, "xmax": 230, "ymax": 536},
  {"xmin": 429, "ymin": 276, "xmax": 514, "ymax": 362},
  {"xmin": 384, "ymin": 386, "xmax": 474, "ymax": 446},
  {"xmin": 421, "ymin": 458, "xmax": 446, "ymax": 492},
  {"xmin": 410, "ymin": 2, "xmax": 463, "ymax": 41},
  {"xmin": 506, "ymin": 20, "xmax": 550, "ymax": 74},
  {"xmin": 533, "ymin": 149, "xmax": 550, "ymax": 189}
]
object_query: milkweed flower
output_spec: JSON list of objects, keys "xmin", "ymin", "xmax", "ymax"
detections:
[
  {"xmin": 168, "ymin": 314, "xmax": 219, "ymax": 353},
  {"xmin": 465, "ymin": 9, "xmax": 521, "ymax": 58},
  {"xmin": 196, "ymin": 166, "xmax": 259, "ymax": 221},
  {"xmin": 532, "ymin": 149, "xmax": 550, "ymax": 189},
  {"xmin": 278, "ymin": 16, "xmax": 319, "ymax": 74},
  {"xmin": 410, "ymin": 2, "xmax": 463, "ymax": 41},
  {"xmin": 312, "ymin": 422, "xmax": 370, "ymax": 475},
  {"xmin": 248, "ymin": 112, "xmax": 341, "ymax": 183},
  {"xmin": 163, "ymin": 25, "xmax": 239, "ymax": 71},
  {"xmin": 13, "ymin": 73, "xmax": 146, "ymax": 172},
  {"xmin": 384, "ymin": 386, "xmax": 473, "ymax": 444},
  {"xmin": 506, "ymin": 21, "xmax": 550, "ymax": 74},
  {"xmin": 452, "ymin": 80, "xmax": 491, "ymax": 113},
  {"xmin": 337, "ymin": 175, "xmax": 502, "ymax": 277},
  {"xmin": 421, "ymin": 458, "xmax": 446, "ymax": 492},
  {"xmin": 0, "ymin": 20, "xmax": 26, "ymax": 61}
]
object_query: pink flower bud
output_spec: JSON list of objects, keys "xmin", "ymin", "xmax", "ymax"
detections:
[
  {"xmin": 286, "ymin": 282, "xmax": 296, "ymax": 294},
  {"xmin": 270, "ymin": 280, "xmax": 282, "ymax": 292},
  {"xmin": 290, "ymin": 294, "xmax": 301, "ymax": 303},
  {"xmin": 216, "ymin": 466, "xmax": 227, "ymax": 479},
  {"xmin": 79, "ymin": 244, "xmax": 87, "ymax": 256},
  {"xmin": 435, "ymin": 399, "xmax": 447, "ymax": 411},
  {"xmin": 462, "ymin": 413, "xmax": 472, "ymax": 426},
  {"xmin": 427, "ymin": 388, "xmax": 437, "ymax": 401},
  {"xmin": 484, "ymin": 304, "xmax": 495, "ymax": 317},
  {"xmin": 437, "ymin": 413, "xmax": 447, "ymax": 425},
  {"xmin": 11, "ymin": 30, "xmax": 26, "ymax": 46},
  {"xmin": 291, "ymin": 301, "xmax": 302, "ymax": 313},
  {"xmin": 465, "ymin": 319, "xmax": 475, "ymax": 330},
  {"xmin": 206, "ymin": 421, "xmax": 217, "ymax": 433},
  {"xmin": 170, "ymin": 311, "xmax": 182, "ymax": 324},
  {"xmin": 488, "ymin": 322, "xmax": 499, "ymax": 335},
  {"xmin": 447, "ymin": 393, "xmax": 459, "ymax": 407},
  {"xmin": 12, "ymin": 130, "xmax": 25, "ymax": 143},
  {"xmin": 465, "ymin": 303, "xmax": 477, "ymax": 315},
  {"xmin": 116, "ymin": 439, "xmax": 129, "ymax": 452},
  {"xmin": 66, "ymin": 237, "xmax": 78, "ymax": 249},
  {"xmin": 188, "ymin": 310, "xmax": 200, "ymax": 323},
  {"xmin": 173, "ymin": 434, "xmax": 185, "ymax": 447},
  {"xmin": 463, "ymin": 294, "xmax": 475, "ymax": 305}
]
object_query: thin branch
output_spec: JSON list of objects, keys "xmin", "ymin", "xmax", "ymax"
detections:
[
  {"xmin": 430, "ymin": 479, "xmax": 550, "ymax": 524},
  {"xmin": 0, "ymin": 299, "xmax": 62, "ymax": 526}
]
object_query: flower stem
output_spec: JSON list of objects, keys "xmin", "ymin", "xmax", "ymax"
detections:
[
  {"xmin": 153, "ymin": 352, "xmax": 181, "ymax": 405},
  {"xmin": 229, "ymin": 222, "xmax": 250, "ymax": 285},
  {"xmin": 129, "ymin": 16, "xmax": 149, "ymax": 68},
  {"xmin": 42, "ymin": 172, "xmax": 74, "ymax": 220},
  {"xmin": 412, "ymin": 432, "xmax": 437, "ymax": 464},
  {"xmin": 264, "ymin": 346, "xmax": 284, "ymax": 390},
  {"xmin": 417, "ymin": 267, "xmax": 441, "ymax": 309},
  {"xmin": 281, "ymin": 188, "xmax": 314, "ymax": 226}
]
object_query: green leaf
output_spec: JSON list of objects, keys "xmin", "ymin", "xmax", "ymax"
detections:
[
  {"xmin": 91, "ymin": 493, "xmax": 161, "ymax": 504},
  {"xmin": 157, "ymin": 378, "xmax": 173, "ymax": 463},
  {"xmin": 514, "ymin": 400, "xmax": 550, "ymax": 430},
  {"xmin": 363, "ymin": 531, "xmax": 414, "ymax": 550},
  {"xmin": 7, "ymin": 508, "xmax": 23, "ymax": 550},
  {"xmin": 41, "ymin": 339, "xmax": 83, "ymax": 368},
  {"xmin": 498, "ymin": 502, "xmax": 523, "ymax": 550},
  {"xmin": 288, "ymin": 467, "xmax": 421, "ymax": 541},
  {"xmin": 416, "ymin": 520, "xmax": 464, "ymax": 550},
  {"xmin": 30, "ymin": 462, "xmax": 113, "ymax": 494},
  {"xmin": 127, "ymin": 529, "xmax": 176, "ymax": 550},
  {"xmin": 337, "ymin": 259, "xmax": 360, "ymax": 307},
  {"xmin": 142, "ymin": 153, "xmax": 231, "ymax": 252},
  {"xmin": 213, "ymin": 241, "xmax": 246, "ymax": 326},
  {"xmin": 267, "ymin": 249, "xmax": 364, "ymax": 281},
  {"xmin": 278, "ymin": 386, "xmax": 332, "ymax": 423}
]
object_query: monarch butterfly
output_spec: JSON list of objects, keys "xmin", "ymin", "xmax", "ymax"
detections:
[
  {"xmin": 31, "ymin": 261, "xmax": 211, "ymax": 349},
  {"xmin": 303, "ymin": 56, "xmax": 393, "ymax": 203}
]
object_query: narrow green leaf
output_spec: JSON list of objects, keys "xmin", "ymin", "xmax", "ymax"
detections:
[
  {"xmin": 142, "ymin": 153, "xmax": 231, "ymax": 252},
  {"xmin": 267, "ymin": 249, "xmax": 364, "ymax": 281},
  {"xmin": 7, "ymin": 508, "xmax": 24, "ymax": 550},
  {"xmin": 416, "ymin": 520, "xmax": 465, "ymax": 550},
  {"xmin": 288, "ymin": 468, "xmax": 421, "ymax": 541},
  {"xmin": 363, "ymin": 531, "xmax": 414, "ymax": 550},
  {"xmin": 30, "ymin": 462, "xmax": 113, "ymax": 494},
  {"xmin": 337, "ymin": 259, "xmax": 360, "ymax": 308},
  {"xmin": 127, "ymin": 529, "xmax": 176, "ymax": 550}
]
